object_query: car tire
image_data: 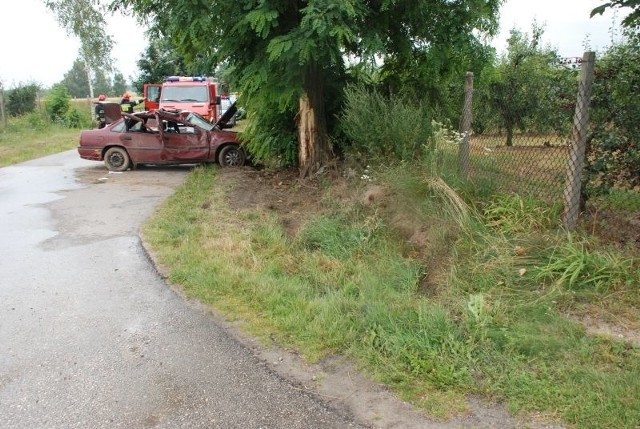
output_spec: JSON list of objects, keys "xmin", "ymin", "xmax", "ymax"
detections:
[
  {"xmin": 104, "ymin": 147, "xmax": 131, "ymax": 171},
  {"xmin": 218, "ymin": 145, "xmax": 246, "ymax": 167}
]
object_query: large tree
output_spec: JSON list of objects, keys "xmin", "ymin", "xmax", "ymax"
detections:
[
  {"xmin": 131, "ymin": 37, "xmax": 188, "ymax": 93},
  {"xmin": 62, "ymin": 58, "xmax": 91, "ymax": 98},
  {"xmin": 112, "ymin": 0, "xmax": 500, "ymax": 176},
  {"xmin": 45, "ymin": 0, "xmax": 114, "ymax": 98},
  {"xmin": 112, "ymin": 72, "xmax": 128, "ymax": 96},
  {"xmin": 93, "ymin": 69, "xmax": 112, "ymax": 96}
]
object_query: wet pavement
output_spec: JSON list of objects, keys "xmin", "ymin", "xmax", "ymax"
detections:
[{"xmin": 0, "ymin": 151, "xmax": 363, "ymax": 429}]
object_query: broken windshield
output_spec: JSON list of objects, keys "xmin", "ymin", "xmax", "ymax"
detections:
[
  {"xmin": 185, "ymin": 112, "xmax": 214, "ymax": 131},
  {"xmin": 161, "ymin": 86, "xmax": 208, "ymax": 103}
]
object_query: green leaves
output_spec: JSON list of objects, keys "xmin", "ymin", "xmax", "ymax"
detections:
[
  {"xmin": 266, "ymin": 35, "xmax": 294, "ymax": 61},
  {"xmin": 245, "ymin": 8, "xmax": 279, "ymax": 38}
]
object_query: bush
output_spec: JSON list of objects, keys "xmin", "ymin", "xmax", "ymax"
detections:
[
  {"xmin": 6, "ymin": 84, "xmax": 39, "ymax": 116},
  {"xmin": 45, "ymin": 83, "xmax": 71, "ymax": 123},
  {"xmin": 25, "ymin": 110, "xmax": 50, "ymax": 131},
  {"xmin": 588, "ymin": 31, "xmax": 640, "ymax": 192},
  {"xmin": 41, "ymin": 83, "xmax": 91, "ymax": 128},
  {"xmin": 339, "ymin": 84, "xmax": 433, "ymax": 162},
  {"xmin": 64, "ymin": 105, "xmax": 91, "ymax": 128}
]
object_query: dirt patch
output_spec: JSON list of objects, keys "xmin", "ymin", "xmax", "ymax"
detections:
[
  {"xmin": 575, "ymin": 314, "xmax": 640, "ymax": 347},
  {"xmin": 222, "ymin": 167, "xmax": 326, "ymax": 237}
]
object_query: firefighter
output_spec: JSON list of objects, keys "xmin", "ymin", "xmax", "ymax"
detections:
[
  {"xmin": 120, "ymin": 92, "xmax": 141, "ymax": 113},
  {"xmin": 95, "ymin": 94, "xmax": 107, "ymax": 128}
]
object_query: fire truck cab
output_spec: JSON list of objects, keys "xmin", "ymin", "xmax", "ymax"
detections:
[{"xmin": 143, "ymin": 76, "xmax": 220, "ymax": 121}]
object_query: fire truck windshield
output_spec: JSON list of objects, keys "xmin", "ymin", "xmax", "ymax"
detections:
[{"xmin": 161, "ymin": 86, "xmax": 209, "ymax": 103}]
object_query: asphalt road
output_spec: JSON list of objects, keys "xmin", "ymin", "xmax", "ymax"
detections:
[{"xmin": 0, "ymin": 151, "xmax": 364, "ymax": 429}]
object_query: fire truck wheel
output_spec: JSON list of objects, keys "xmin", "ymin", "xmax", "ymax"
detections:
[{"xmin": 218, "ymin": 145, "xmax": 246, "ymax": 167}]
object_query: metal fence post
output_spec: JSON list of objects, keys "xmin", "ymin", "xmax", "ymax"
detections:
[
  {"xmin": 459, "ymin": 72, "xmax": 473, "ymax": 178},
  {"xmin": 563, "ymin": 51, "xmax": 596, "ymax": 230}
]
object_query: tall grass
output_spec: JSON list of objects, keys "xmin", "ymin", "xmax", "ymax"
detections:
[
  {"xmin": 339, "ymin": 85, "xmax": 433, "ymax": 163},
  {"xmin": 0, "ymin": 112, "xmax": 82, "ymax": 167}
]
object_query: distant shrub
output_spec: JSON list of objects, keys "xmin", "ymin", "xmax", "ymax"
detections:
[
  {"xmin": 6, "ymin": 84, "xmax": 39, "ymax": 116},
  {"xmin": 25, "ymin": 110, "xmax": 50, "ymax": 130},
  {"xmin": 64, "ymin": 105, "xmax": 91, "ymax": 128}
]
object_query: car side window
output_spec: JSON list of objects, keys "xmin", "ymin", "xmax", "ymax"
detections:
[
  {"xmin": 111, "ymin": 122, "xmax": 126, "ymax": 132},
  {"xmin": 146, "ymin": 118, "xmax": 160, "ymax": 133}
]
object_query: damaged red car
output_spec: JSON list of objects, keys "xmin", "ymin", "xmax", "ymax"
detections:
[{"xmin": 77, "ymin": 107, "xmax": 246, "ymax": 171}]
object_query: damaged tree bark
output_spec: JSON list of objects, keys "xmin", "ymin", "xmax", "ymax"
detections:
[{"xmin": 297, "ymin": 65, "xmax": 330, "ymax": 178}]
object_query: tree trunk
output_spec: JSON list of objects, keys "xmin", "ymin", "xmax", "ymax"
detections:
[
  {"xmin": 505, "ymin": 124, "xmax": 514, "ymax": 147},
  {"xmin": 297, "ymin": 65, "xmax": 330, "ymax": 178},
  {"xmin": 84, "ymin": 60, "xmax": 94, "ymax": 99}
]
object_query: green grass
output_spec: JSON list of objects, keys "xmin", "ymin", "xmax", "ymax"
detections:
[
  {"xmin": 143, "ymin": 164, "xmax": 640, "ymax": 428},
  {"xmin": 0, "ymin": 112, "xmax": 81, "ymax": 167}
]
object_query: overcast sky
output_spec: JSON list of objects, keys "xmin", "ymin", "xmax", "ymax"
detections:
[{"xmin": 0, "ymin": 0, "xmax": 627, "ymax": 90}]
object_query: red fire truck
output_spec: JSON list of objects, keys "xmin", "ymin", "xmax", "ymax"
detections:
[{"xmin": 143, "ymin": 76, "xmax": 221, "ymax": 121}]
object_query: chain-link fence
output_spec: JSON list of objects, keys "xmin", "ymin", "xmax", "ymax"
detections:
[{"xmin": 459, "ymin": 52, "xmax": 598, "ymax": 232}]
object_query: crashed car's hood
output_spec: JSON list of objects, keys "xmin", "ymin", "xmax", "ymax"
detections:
[{"xmin": 213, "ymin": 102, "xmax": 237, "ymax": 128}]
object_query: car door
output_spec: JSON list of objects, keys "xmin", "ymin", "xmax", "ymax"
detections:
[
  {"xmin": 120, "ymin": 113, "xmax": 163, "ymax": 163},
  {"xmin": 157, "ymin": 112, "xmax": 210, "ymax": 161}
]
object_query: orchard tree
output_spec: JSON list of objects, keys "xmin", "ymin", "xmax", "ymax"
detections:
[
  {"xmin": 112, "ymin": 0, "xmax": 500, "ymax": 176},
  {"xmin": 378, "ymin": 31, "xmax": 497, "ymax": 124},
  {"xmin": 587, "ymin": 30, "xmax": 640, "ymax": 192},
  {"xmin": 475, "ymin": 24, "xmax": 574, "ymax": 146},
  {"xmin": 45, "ymin": 0, "xmax": 114, "ymax": 98}
]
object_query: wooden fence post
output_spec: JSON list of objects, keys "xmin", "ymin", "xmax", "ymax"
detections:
[
  {"xmin": 563, "ymin": 51, "xmax": 596, "ymax": 230},
  {"xmin": 459, "ymin": 72, "xmax": 473, "ymax": 178},
  {"xmin": 0, "ymin": 82, "xmax": 6, "ymax": 129}
]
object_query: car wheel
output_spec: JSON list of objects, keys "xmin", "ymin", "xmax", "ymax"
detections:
[
  {"xmin": 218, "ymin": 145, "xmax": 246, "ymax": 167},
  {"xmin": 104, "ymin": 147, "xmax": 131, "ymax": 171}
]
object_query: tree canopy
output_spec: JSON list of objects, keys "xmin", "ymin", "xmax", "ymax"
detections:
[
  {"xmin": 62, "ymin": 58, "xmax": 91, "ymax": 98},
  {"xmin": 131, "ymin": 37, "xmax": 189, "ymax": 93}
]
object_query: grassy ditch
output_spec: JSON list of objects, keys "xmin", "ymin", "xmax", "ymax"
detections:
[
  {"xmin": 142, "ymin": 164, "xmax": 639, "ymax": 428},
  {"xmin": 0, "ymin": 113, "xmax": 80, "ymax": 167}
]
